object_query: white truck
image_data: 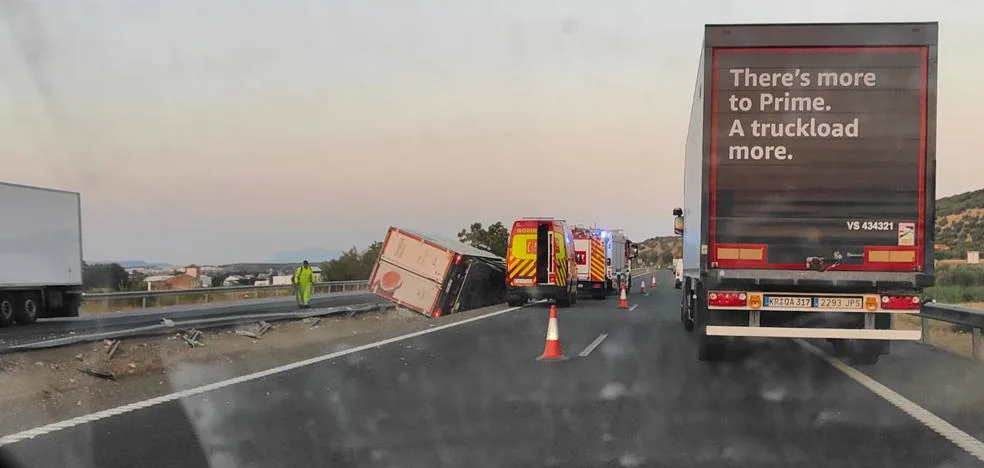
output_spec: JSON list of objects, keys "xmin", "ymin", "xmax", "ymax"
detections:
[
  {"xmin": 673, "ymin": 258, "xmax": 683, "ymax": 289},
  {"xmin": 369, "ymin": 227, "xmax": 506, "ymax": 318},
  {"xmin": 0, "ymin": 182, "xmax": 84, "ymax": 326}
]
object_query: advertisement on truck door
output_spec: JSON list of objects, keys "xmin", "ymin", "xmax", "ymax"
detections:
[{"xmin": 710, "ymin": 47, "xmax": 929, "ymax": 272}]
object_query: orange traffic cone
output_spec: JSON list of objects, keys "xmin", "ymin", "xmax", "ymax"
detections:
[
  {"xmin": 640, "ymin": 280, "xmax": 646, "ymax": 294},
  {"xmin": 651, "ymin": 274, "xmax": 657, "ymax": 288},
  {"xmin": 617, "ymin": 286, "xmax": 629, "ymax": 309},
  {"xmin": 537, "ymin": 305, "xmax": 568, "ymax": 361}
]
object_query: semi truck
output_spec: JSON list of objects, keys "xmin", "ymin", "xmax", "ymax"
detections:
[
  {"xmin": 675, "ymin": 22, "xmax": 937, "ymax": 363},
  {"xmin": 505, "ymin": 217, "xmax": 577, "ymax": 307},
  {"xmin": 368, "ymin": 227, "xmax": 506, "ymax": 318},
  {"xmin": 0, "ymin": 182, "xmax": 84, "ymax": 326}
]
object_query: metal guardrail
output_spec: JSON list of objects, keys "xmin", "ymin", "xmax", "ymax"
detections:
[
  {"xmin": 918, "ymin": 302, "xmax": 984, "ymax": 361},
  {"xmin": 81, "ymin": 268, "xmax": 653, "ymax": 312},
  {"xmin": 82, "ymin": 279, "xmax": 370, "ymax": 310}
]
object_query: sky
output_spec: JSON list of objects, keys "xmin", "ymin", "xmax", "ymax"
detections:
[{"xmin": 1, "ymin": 0, "xmax": 981, "ymax": 265}]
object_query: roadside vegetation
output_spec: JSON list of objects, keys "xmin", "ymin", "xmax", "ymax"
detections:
[{"xmin": 923, "ymin": 264, "xmax": 984, "ymax": 303}]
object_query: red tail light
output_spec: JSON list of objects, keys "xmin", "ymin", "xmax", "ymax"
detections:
[
  {"xmin": 708, "ymin": 291, "xmax": 748, "ymax": 307},
  {"xmin": 880, "ymin": 295, "xmax": 920, "ymax": 310},
  {"xmin": 454, "ymin": 254, "xmax": 462, "ymax": 265}
]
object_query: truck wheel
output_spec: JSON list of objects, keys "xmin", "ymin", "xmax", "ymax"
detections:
[
  {"xmin": 16, "ymin": 292, "xmax": 40, "ymax": 324},
  {"xmin": 0, "ymin": 294, "xmax": 14, "ymax": 327},
  {"xmin": 556, "ymin": 292, "xmax": 572, "ymax": 308},
  {"xmin": 680, "ymin": 278, "xmax": 695, "ymax": 332},
  {"xmin": 507, "ymin": 295, "xmax": 524, "ymax": 307},
  {"xmin": 852, "ymin": 353, "xmax": 879, "ymax": 365}
]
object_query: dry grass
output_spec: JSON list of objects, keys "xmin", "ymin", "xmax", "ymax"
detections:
[{"xmin": 896, "ymin": 313, "xmax": 978, "ymax": 359}]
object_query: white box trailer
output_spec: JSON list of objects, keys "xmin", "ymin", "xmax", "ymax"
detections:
[
  {"xmin": 0, "ymin": 182, "xmax": 84, "ymax": 325},
  {"xmin": 369, "ymin": 227, "xmax": 506, "ymax": 318}
]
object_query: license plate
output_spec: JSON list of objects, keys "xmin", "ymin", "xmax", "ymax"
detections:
[
  {"xmin": 764, "ymin": 296, "xmax": 812, "ymax": 308},
  {"xmin": 816, "ymin": 297, "xmax": 863, "ymax": 309}
]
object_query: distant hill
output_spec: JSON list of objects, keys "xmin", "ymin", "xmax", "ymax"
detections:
[
  {"xmin": 93, "ymin": 260, "xmax": 171, "ymax": 269},
  {"xmin": 936, "ymin": 188, "xmax": 984, "ymax": 259},
  {"xmin": 636, "ymin": 236, "xmax": 682, "ymax": 266},
  {"xmin": 220, "ymin": 263, "xmax": 303, "ymax": 274},
  {"xmin": 268, "ymin": 247, "xmax": 342, "ymax": 263}
]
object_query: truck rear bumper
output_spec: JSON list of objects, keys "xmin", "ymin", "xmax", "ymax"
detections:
[{"xmin": 706, "ymin": 326, "xmax": 921, "ymax": 340}]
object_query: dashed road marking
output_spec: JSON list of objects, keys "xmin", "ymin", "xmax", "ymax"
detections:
[
  {"xmin": 0, "ymin": 304, "xmax": 527, "ymax": 447},
  {"xmin": 796, "ymin": 339, "xmax": 984, "ymax": 462},
  {"xmin": 578, "ymin": 333, "xmax": 608, "ymax": 357}
]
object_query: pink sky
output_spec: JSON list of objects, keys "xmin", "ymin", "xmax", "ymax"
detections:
[{"xmin": 1, "ymin": 1, "xmax": 981, "ymax": 264}]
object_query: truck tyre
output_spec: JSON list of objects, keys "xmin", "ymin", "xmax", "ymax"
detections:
[
  {"xmin": 832, "ymin": 339, "xmax": 881, "ymax": 365},
  {"xmin": 507, "ymin": 295, "xmax": 524, "ymax": 307},
  {"xmin": 680, "ymin": 278, "xmax": 695, "ymax": 332},
  {"xmin": 0, "ymin": 294, "xmax": 14, "ymax": 327},
  {"xmin": 556, "ymin": 291, "xmax": 572, "ymax": 308},
  {"xmin": 16, "ymin": 292, "xmax": 40, "ymax": 324}
]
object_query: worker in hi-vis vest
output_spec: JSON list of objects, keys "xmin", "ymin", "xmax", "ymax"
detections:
[{"xmin": 293, "ymin": 260, "xmax": 315, "ymax": 308}]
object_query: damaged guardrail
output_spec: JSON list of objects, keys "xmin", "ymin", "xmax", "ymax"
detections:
[
  {"xmin": 81, "ymin": 279, "xmax": 369, "ymax": 311},
  {"xmin": 0, "ymin": 302, "xmax": 389, "ymax": 354},
  {"xmin": 918, "ymin": 302, "xmax": 984, "ymax": 362}
]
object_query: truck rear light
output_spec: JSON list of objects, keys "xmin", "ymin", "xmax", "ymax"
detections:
[
  {"xmin": 748, "ymin": 294, "xmax": 762, "ymax": 309},
  {"xmin": 880, "ymin": 294, "xmax": 920, "ymax": 310},
  {"xmin": 454, "ymin": 254, "xmax": 462, "ymax": 265},
  {"xmin": 865, "ymin": 296, "xmax": 878, "ymax": 311},
  {"xmin": 708, "ymin": 291, "xmax": 747, "ymax": 307}
]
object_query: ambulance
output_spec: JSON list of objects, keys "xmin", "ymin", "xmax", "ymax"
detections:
[{"xmin": 505, "ymin": 218, "xmax": 577, "ymax": 307}]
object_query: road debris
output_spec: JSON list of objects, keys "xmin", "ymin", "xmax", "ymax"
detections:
[
  {"xmin": 304, "ymin": 317, "xmax": 322, "ymax": 328},
  {"xmin": 160, "ymin": 318, "xmax": 175, "ymax": 328},
  {"xmin": 179, "ymin": 329, "xmax": 204, "ymax": 347},
  {"xmin": 106, "ymin": 339, "xmax": 122, "ymax": 359},
  {"xmin": 78, "ymin": 368, "xmax": 116, "ymax": 381},
  {"xmin": 235, "ymin": 330, "xmax": 260, "ymax": 339},
  {"xmin": 257, "ymin": 321, "xmax": 273, "ymax": 337}
]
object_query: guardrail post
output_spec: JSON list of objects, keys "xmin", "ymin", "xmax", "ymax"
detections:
[
  {"xmin": 921, "ymin": 317, "xmax": 931, "ymax": 346},
  {"xmin": 973, "ymin": 327, "xmax": 982, "ymax": 362}
]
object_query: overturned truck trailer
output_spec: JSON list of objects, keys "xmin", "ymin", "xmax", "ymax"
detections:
[{"xmin": 368, "ymin": 227, "xmax": 507, "ymax": 318}]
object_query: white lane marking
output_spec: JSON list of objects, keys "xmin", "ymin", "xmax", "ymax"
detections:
[
  {"xmin": 0, "ymin": 304, "xmax": 526, "ymax": 447},
  {"xmin": 629, "ymin": 304, "xmax": 638, "ymax": 312},
  {"xmin": 578, "ymin": 333, "xmax": 608, "ymax": 357},
  {"xmin": 797, "ymin": 339, "xmax": 984, "ymax": 462}
]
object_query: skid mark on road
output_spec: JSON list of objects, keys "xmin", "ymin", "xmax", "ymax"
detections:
[
  {"xmin": 796, "ymin": 339, "xmax": 984, "ymax": 462},
  {"xmin": 0, "ymin": 305, "xmax": 527, "ymax": 448}
]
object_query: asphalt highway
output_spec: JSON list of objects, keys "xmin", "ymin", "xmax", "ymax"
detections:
[{"xmin": 2, "ymin": 271, "xmax": 983, "ymax": 467}]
